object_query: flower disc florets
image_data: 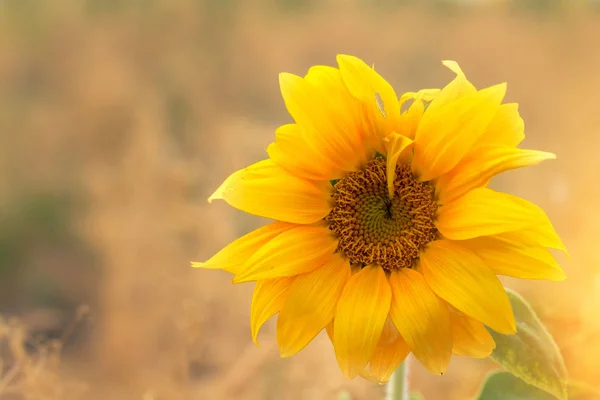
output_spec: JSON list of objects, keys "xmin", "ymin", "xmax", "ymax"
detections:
[{"xmin": 326, "ymin": 158, "xmax": 438, "ymax": 271}]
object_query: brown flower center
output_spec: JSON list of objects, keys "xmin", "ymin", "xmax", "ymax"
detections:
[{"xmin": 326, "ymin": 158, "xmax": 438, "ymax": 271}]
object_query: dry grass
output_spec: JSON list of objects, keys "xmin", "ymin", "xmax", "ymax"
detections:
[
  {"xmin": 0, "ymin": 311, "xmax": 89, "ymax": 400},
  {"xmin": 1, "ymin": 1, "xmax": 599, "ymax": 399}
]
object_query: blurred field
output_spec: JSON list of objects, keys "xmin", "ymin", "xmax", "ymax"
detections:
[{"xmin": 1, "ymin": 0, "xmax": 599, "ymax": 399}]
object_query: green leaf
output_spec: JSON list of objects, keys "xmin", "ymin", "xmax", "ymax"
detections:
[
  {"xmin": 477, "ymin": 371, "xmax": 600, "ymax": 400},
  {"xmin": 487, "ymin": 288, "xmax": 568, "ymax": 400},
  {"xmin": 478, "ymin": 371, "xmax": 558, "ymax": 400},
  {"xmin": 409, "ymin": 393, "xmax": 425, "ymax": 400}
]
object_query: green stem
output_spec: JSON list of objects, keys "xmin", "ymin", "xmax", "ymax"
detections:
[{"xmin": 386, "ymin": 359, "xmax": 409, "ymax": 400}]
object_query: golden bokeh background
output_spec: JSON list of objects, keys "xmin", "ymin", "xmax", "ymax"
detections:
[{"xmin": 1, "ymin": 1, "xmax": 599, "ymax": 399}]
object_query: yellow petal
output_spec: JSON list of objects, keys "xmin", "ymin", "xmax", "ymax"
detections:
[
  {"xmin": 399, "ymin": 88, "xmax": 441, "ymax": 105},
  {"xmin": 191, "ymin": 222, "xmax": 294, "ymax": 274},
  {"xmin": 305, "ymin": 65, "xmax": 375, "ymax": 165},
  {"xmin": 421, "ymin": 240, "xmax": 516, "ymax": 335},
  {"xmin": 363, "ymin": 318, "xmax": 410, "ymax": 383},
  {"xmin": 437, "ymin": 187, "xmax": 557, "ymax": 241},
  {"xmin": 209, "ymin": 159, "xmax": 332, "ymax": 224},
  {"xmin": 412, "ymin": 83, "xmax": 506, "ymax": 182},
  {"xmin": 304, "ymin": 65, "xmax": 346, "ymax": 91},
  {"xmin": 251, "ymin": 277, "xmax": 293, "ymax": 346},
  {"xmin": 279, "ymin": 73, "xmax": 368, "ymax": 173},
  {"xmin": 476, "ymin": 103, "xmax": 525, "ymax": 148},
  {"xmin": 233, "ymin": 224, "xmax": 338, "ymax": 283},
  {"xmin": 417, "ymin": 88, "xmax": 441, "ymax": 102},
  {"xmin": 397, "ymin": 89, "xmax": 434, "ymax": 140},
  {"xmin": 425, "ymin": 61, "xmax": 477, "ymax": 116},
  {"xmin": 358, "ymin": 101, "xmax": 387, "ymax": 154},
  {"xmin": 336, "ymin": 55, "xmax": 399, "ymax": 118},
  {"xmin": 333, "ymin": 265, "xmax": 391, "ymax": 378},
  {"xmin": 325, "ymin": 319, "xmax": 334, "ymax": 341},
  {"xmin": 491, "ymin": 229, "xmax": 568, "ymax": 256},
  {"xmin": 268, "ymin": 124, "xmax": 342, "ymax": 180},
  {"xmin": 389, "ymin": 268, "xmax": 452, "ymax": 375},
  {"xmin": 384, "ymin": 132, "xmax": 414, "ymax": 199},
  {"xmin": 304, "ymin": 65, "xmax": 361, "ymax": 117},
  {"xmin": 397, "ymin": 98, "xmax": 425, "ymax": 140},
  {"xmin": 462, "ymin": 235, "xmax": 566, "ymax": 281},
  {"xmin": 276, "ymin": 253, "xmax": 350, "ymax": 357},
  {"xmin": 336, "ymin": 54, "xmax": 400, "ymax": 139},
  {"xmin": 437, "ymin": 147, "xmax": 556, "ymax": 204},
  {"xmin": 450, "ymin": 309, "xmax": 496, "ymax": 358}
]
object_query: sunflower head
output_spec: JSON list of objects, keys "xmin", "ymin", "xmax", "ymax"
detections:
[{"xmin": 193, "ymin": 55, "xmax": 566, "ymax": 383}]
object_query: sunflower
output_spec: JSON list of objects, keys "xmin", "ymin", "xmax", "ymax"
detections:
[{"xmin": 193, "ymin": 55, "xmax": 566, "ymax": 383}]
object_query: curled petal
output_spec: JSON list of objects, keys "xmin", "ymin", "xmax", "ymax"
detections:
[
  {"xmin": 425, "ymin": 60, "xmax": 477, "ymax": 116},
  {"xmin": 384, "ymin": 133, "xmax": 414, "ymax": 199}
]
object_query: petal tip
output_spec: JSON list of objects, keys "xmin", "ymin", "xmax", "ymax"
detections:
[
  {"xmin": 503, "ymin": 321, "xmax": 517, "ymax": 335},
  {"xmin": 423, "ymin": 359, "xmax": 450, "ymax": 376},
  {"xmin": 336, "ymin": 54, "xmax": 354, "ymax": 63},
  {"xmin": 336, "ymin": 54, "xmax": 370, "ymax": 72},
  {"xmin": 550, "ymin": 269, "xmax": 567, "ymax": 282},
  {"xmin": 441, "ymin": 59, "xmax": 458, "ymax": 66},
  {"xmin": 441, "ymin": 60, "xmax": 462, "ymax": 75},
  {"xmin": 278, "ymin": 72, "xmax": 299, "ymax": 89},
  {"xmin": 207, "ymin": 188, "xmax": 223, "ymax": 203},
  {"xmin": 491, "ymin": 82, "xmax": 508, "ymax": 99},
  {"xmin": 339, "ymin": 366, "xmax": 359, "ymax": 380},
  {"xmin": 279, "ymin": 348, "xmax": 293, "ymax": 358},
  {"xmin": 231, "ymin": 275, "xmax": 247, "ymax": 284},
  {"xmin": 498, "ymin": 313, "xmax": 517, "ymax": 335},
  {"xmin": 278, "ymin": 71, "xmax": 291, "ymax": 81}
]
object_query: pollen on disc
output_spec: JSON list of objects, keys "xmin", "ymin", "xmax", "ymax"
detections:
[{"xmin": 326, "ymin": 158, "xmax": 438, "ymax": 271}]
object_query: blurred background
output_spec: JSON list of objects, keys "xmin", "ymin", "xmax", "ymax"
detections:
[{"xmin": 0, "ymin": 0, "xmax": 599, "ymax": 399}]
